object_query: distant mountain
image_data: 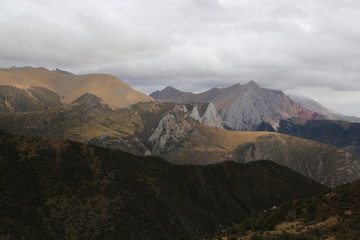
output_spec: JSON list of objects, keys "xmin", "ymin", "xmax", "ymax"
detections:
[
  {"xmin": 217, "ymin": 180, "xmax": 360, "ymax": 240},
  {"xmin": 290, "ymin": 95, "xmax": 360, "ymax": 123},
  {"xmin": 0, "ymin": 130, "xmax": 327, "ymax": 240},
  {"xmin": 289, "ymin": 95, "xmax": 335, "ymax": 116},
  {"xmin": 150, "ymin": 86, "xmax": 185, "ymax": 100},
  {"xmin": 0, "ymin": 67, "xmax": 154, "ymax": 110},
  {"xmin": 150, "ymin": 81, "xmax": 322, "ymax": 131}
]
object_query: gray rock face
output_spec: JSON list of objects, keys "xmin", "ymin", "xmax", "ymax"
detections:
[
  {"xmin": 221, "ymin": 84, "xmax": 282, "ymax": 130},
  {"xmin": 188, "ymin": 103, "xmax": 224, "ymax": 129},
  {"xmin": 148, "ymin": 105, "xmax": 193, "ymax": 154},
  {"xmin": 148, "ymin": 103, "xmax": 223, "ymax": 154},
  {"xmin": 200, "ymin": 102, "xmax": 223, "ymax": 129},
  {"xmin": 188, "ymin": 105, "xmax": 201, "ymax": 122},
  {"xmin": 150, "ymin": 81, "xmax": 320, "ymax": 131}
]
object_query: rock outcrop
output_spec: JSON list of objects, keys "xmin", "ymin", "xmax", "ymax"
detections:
[
  {"xmin": 200, "ymin": 102, "xmax": 223, "ymax": 129},
  {"xmin": 148, "ymin": 105, "xmax": 193, "ymax": 154},
  {"xmin": 148, "ymin": 103, "xmax": 224, "ymax": 154}
]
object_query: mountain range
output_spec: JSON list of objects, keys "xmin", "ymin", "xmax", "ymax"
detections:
[
  {"xmin": 2, "ymin": 66, "xmax": 360, "ymax": 239},
  {"xmin": 151, "ymin": 83, "xmax": 360, "ymax": 129},
  {"xmin": 1, "ymin": 67, "xmax": 360, "ymax": 187},
  {"xmin": 150, "ymin": 81, "xmax": 323, "ymax": 131}
]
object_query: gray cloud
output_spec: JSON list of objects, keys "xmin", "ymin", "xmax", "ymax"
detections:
[{"xmin": 1, "ymin": 0, "xmax": 360, "ymax": 116}]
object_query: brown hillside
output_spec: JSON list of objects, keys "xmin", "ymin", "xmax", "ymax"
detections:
[{"xmin": 0, "ymin": 67, "xmax": 154, "ymax": 109}]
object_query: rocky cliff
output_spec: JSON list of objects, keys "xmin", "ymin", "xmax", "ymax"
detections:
[{"xmin": 148, "ymin": 105, "xmax": 193, "ymax": 154}]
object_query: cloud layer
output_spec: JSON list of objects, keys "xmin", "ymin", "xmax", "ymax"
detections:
[{"xmin": 1, "ymin": 0, "xmax": 360, "ymax": 115}]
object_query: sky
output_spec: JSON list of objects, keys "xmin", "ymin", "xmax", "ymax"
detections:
[{"xmin": 1, "ymin": 0, "xmax": 360, "ymax": 116}]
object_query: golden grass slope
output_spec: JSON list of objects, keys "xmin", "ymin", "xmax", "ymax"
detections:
[
  {"xmin": 164, "ymin": 124, "xmax": 282, "ymax": 164},
  {"xmin": 0, "ymin": 67, "xmax": 154, "ymax": 109}
]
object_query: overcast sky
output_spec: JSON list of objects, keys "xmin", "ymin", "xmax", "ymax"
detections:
[{"xmin": 1, "ymin": 0, "xmax": 360, "ymax": 116}]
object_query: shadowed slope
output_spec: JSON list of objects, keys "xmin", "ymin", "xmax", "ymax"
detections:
[{"xmin": 0, "ymin": 131, "xmax": 326, "ymax": 240}]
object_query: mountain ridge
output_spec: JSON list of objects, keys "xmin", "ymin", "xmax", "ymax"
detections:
[
  {"xmin": 1, "ymin": 96, "xmax": 359, "ymax": 187},
  {"xmin": 1, "ymin": 68, "xmax": 360, "ymax": 187}
]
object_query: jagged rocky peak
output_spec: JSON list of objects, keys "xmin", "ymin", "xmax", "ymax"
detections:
[
  {"xmin": 188, "ymin": 105, "xmax": 201, "ymax": 122},
  {"xmin": 148, "ymin": 102, "xmax": 224, "ymax": 153},
  {"xmin": 186, "ymin": 102, "xmax": 224, "ymax": 129},
  {"xmin": 200, "ymin": 102, "xmax": 224, "ymax": 129},
  {"xmin": 52, "ymin": 68, "xmax": 74, "ymax": 75},
  {"xmin": 245, "ymin": 80, "xmax": 261, "ymax": 89}
]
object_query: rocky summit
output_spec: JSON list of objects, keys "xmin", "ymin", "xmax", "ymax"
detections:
[
  {"xmin": 151, "ymin": 81, "xmax": 322, "ymax": 131},
  {"xmin": 1, "ymin": 66, "xmax": 360, "ymax": 239}
]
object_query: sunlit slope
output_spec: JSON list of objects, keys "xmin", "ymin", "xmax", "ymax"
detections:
[{"xmin": 0, "ymin": 67, "xmax": 154, "ymax": 109}]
